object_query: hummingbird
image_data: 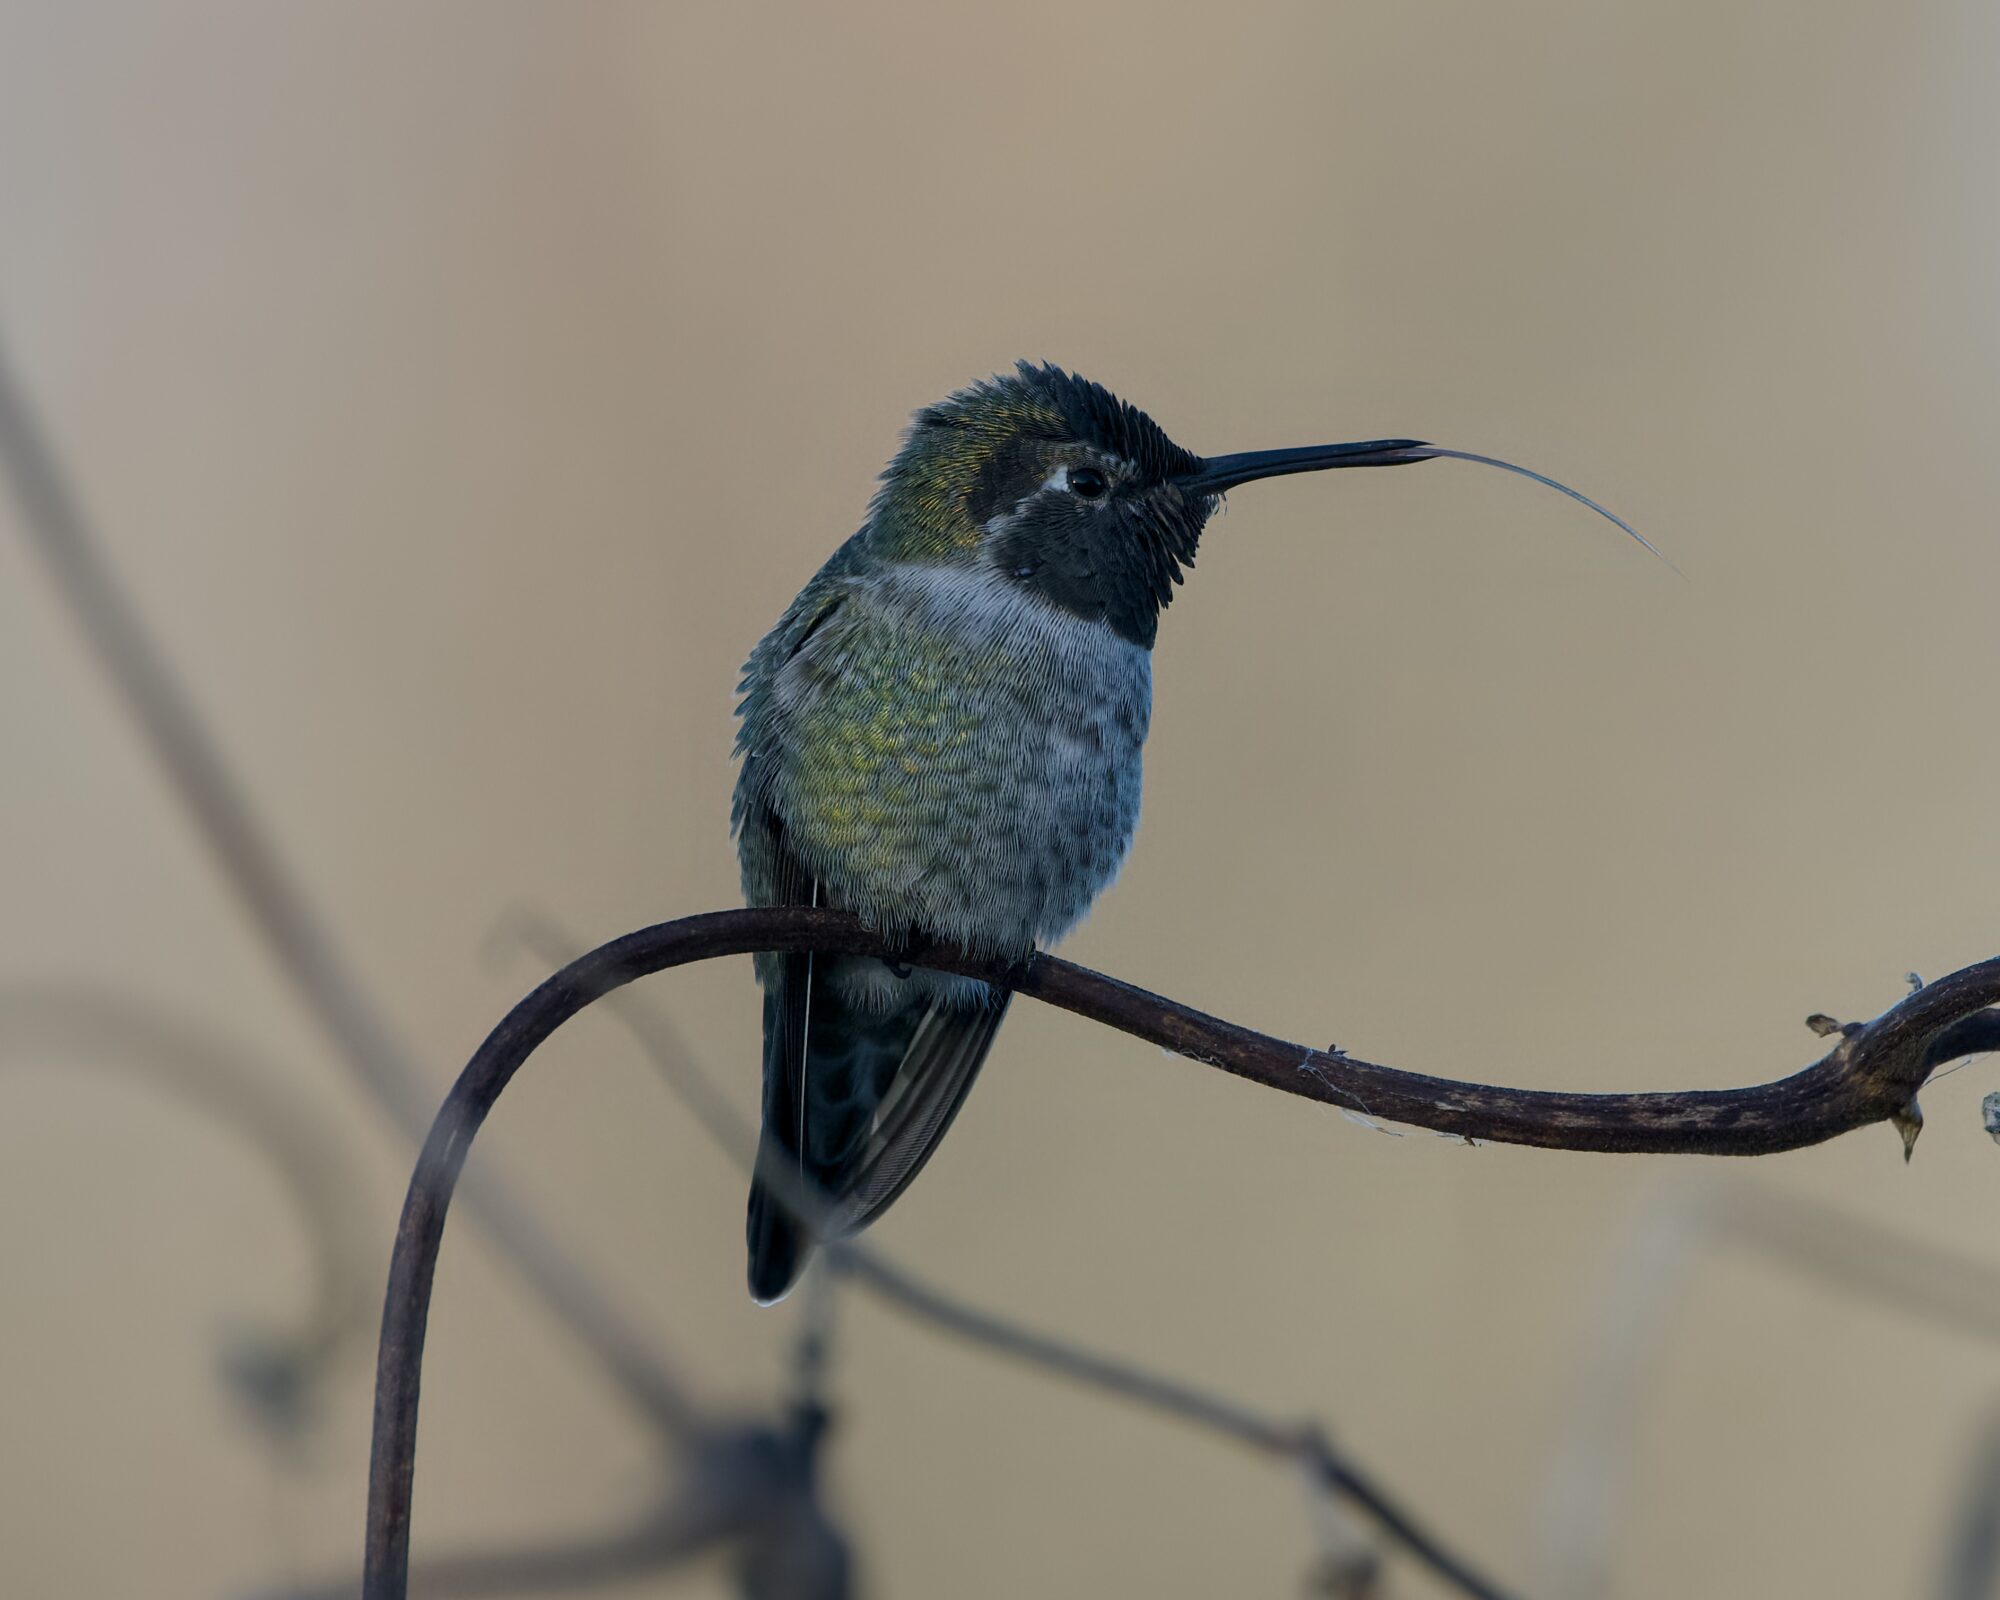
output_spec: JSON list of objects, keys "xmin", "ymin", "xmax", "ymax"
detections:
[{"xmin": 733, "ymin": 362, "xmax": 1659, "ymax": 1301}]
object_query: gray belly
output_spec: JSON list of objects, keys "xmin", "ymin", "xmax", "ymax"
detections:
[
  {"xmin": 770, "ymin": 563, "xmax": 1152, "ymax": 970},
  {"xmin": 939, "ymin": 661, "xmax": 1148, "ymax": 952},
  {"xmin": 826, "ymin": 678, "xmax": 1145, "ymax": 1014}
]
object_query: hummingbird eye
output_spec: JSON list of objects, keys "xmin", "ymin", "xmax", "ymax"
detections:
[{"xmin": 1067, "ymin": 465, "xmax": 1109, "ymax": 500}]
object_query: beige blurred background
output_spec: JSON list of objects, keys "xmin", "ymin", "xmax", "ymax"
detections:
[{"xmin": 4, "ymin": 2, "xmax": 2000, "ymax": 1596}]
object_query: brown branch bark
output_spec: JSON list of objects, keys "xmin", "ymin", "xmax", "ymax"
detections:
[{"xmin": 363, "ymin": 905, "xmax": 2000, "ymax": 1598}]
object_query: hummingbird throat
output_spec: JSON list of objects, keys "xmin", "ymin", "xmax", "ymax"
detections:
[{"xmin": 987, "ymin": 499, "xmax": 1204, "ymax": 649}]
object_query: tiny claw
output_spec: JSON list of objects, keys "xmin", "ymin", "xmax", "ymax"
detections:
[
  {"xmin": 1906, "ymin": 972, "xmax": 1925, "ymax": 994},
  {"xmin": 1806, "ymin": 1013, "xmax": 1845, "ymax": 1038},
  {"xmin": 1891, "ymin": 1099, "xmax": 1923, "ymax": 1162},
  {"xmin": 1981, "ymin": 1090, "xmax": 2000, "ymax": 1145}
]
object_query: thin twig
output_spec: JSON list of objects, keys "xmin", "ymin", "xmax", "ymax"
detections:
[
  {"xmin": 1533, "ymin": 1176, "xmax": 1712, "ymax": 1600},
  {"xmin": 0, "ymin": 334, "xmax": 702, "ymax": 1438},
  {"xmin": 1937, "ymin": 1413, "xmax": 2000, "ymax": 1600},
  {"xmin": 1537, "ymin": 1174, "xmax": 2000, "ymax": 1598},
  {"xmin": 366, "ymin": 906, "xmax": 2000, "ymax": 1596},
  {"xmin": 1724, "ymin": 1184, "xmax": 2000, "ymax": 1342}
]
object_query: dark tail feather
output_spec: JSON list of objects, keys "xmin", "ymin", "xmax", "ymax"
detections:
[
  {"xmin": 827, "ymin": 992, "xmax": 1011, "ymax": 1239},
  {"xmin": 746, "ymin": 1164, "xmax": 807, "ymax": 1305},
  {"xmin": 746, "ymin": 960, "xmax": 1009, "ymax": 1303},
  {"xmin": 747, "ymin": 951, "xmax": 823, "ymax": 1305}
]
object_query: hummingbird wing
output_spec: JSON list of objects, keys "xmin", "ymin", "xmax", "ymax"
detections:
[{"xmin": 823, "ymin": 990, "xmax": 1011, "ymax": 1240}]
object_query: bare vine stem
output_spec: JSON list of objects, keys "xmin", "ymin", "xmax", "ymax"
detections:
[{"xmin": 363, "ymin": 905, "xmax": 2000, "ymax": 1597}]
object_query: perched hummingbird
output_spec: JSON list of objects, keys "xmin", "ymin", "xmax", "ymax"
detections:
[{"xmin": 733, "ymin": 362, "xmax": 1658, "ymax": 1301}]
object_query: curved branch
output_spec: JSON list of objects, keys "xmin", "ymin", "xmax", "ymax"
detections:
[
  {"xmin": 364, "ymin": 906, "xmax": 2000, "ymax": 1597},
  {"xmin": 1027, "ymin": 944, "xmax": 2000, "ymax": 1155}
]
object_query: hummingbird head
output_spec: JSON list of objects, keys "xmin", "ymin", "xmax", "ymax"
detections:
[
  {"xmin": 869, "ymin": 362, "xmax": 1428, "ymax": 648},
  {"xmin": 868, "ymin": 363, "xmax": 1666, "ymax": 648}
]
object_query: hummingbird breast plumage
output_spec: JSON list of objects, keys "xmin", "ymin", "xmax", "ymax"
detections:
[
  {"xmin": 730, "ymin": 360, "xmax": 1647, "ymax": 1301},
  {"xmin": 746, "ymin": 558, "xmax": 1152, "ymax": 962}
]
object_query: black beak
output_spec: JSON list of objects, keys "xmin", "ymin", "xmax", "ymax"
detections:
[
  {"xmin": 1175, "ymin": 439, "xmax": 1429, "ymax": 497},
  {"xmin": 1176, "ymin": 440, "xmax": 1674, "ymax": 571}
]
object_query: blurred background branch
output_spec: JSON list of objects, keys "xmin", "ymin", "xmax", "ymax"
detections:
[
  {"xmin": 0, "ymin": 331, "xmax": 706, "ymax": 1438},
  {"xmin": 1538, "ymin": 1174, "xmax": 2000, "ymax": 1600},
  {"xmin": 0, "ymin": 983, "xmax": 845, "ymax": 1599},
  {"xmin": 261, "ymin": 1416, "xmax": 849, "ymax": 1600},
  {"xmin": 0, "ymin": 330, "xmax": 857, "ymax": 1594},
  {"xmin": 0, "ymin": 982, "xmax": 373, "ymax": 1441},
  {"xmin": 1937, "ymin": 1413, "xmax": 2000, "ymax": 1600}
]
